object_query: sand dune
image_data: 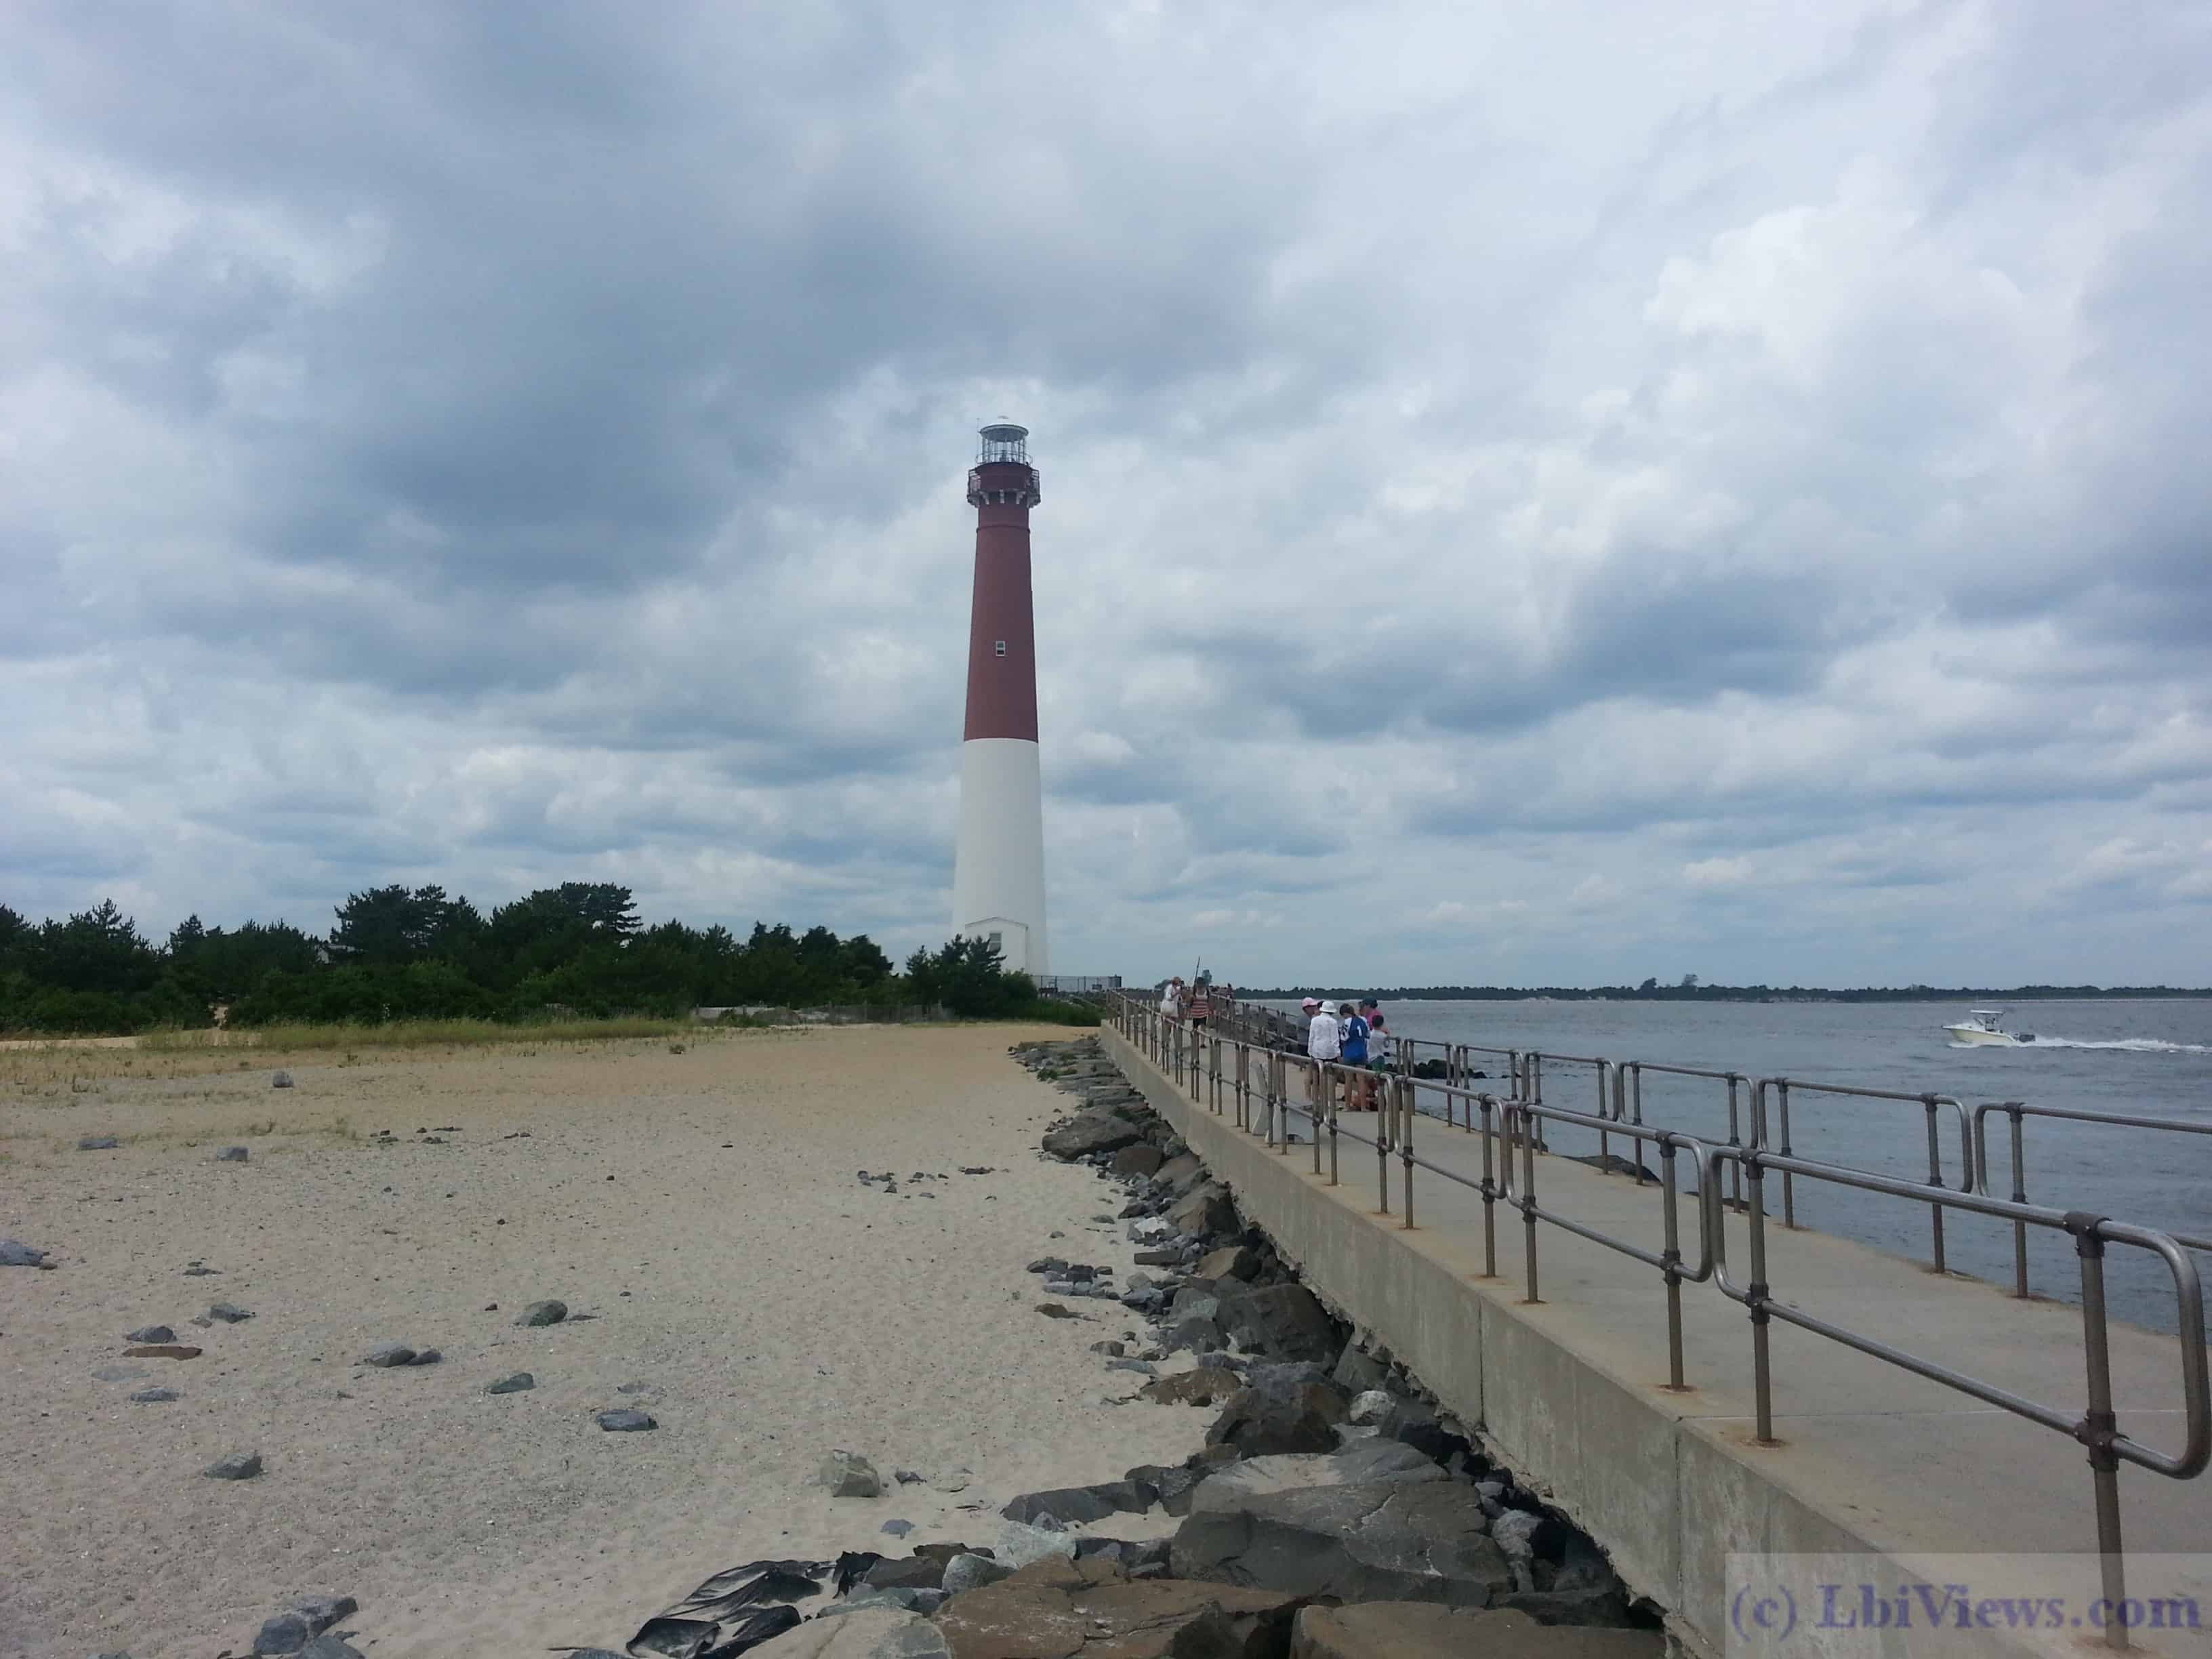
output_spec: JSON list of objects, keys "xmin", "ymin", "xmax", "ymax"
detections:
[{"xmin": 0, "ymin": 1023, "xmax": 1202, "ymax": 1658}]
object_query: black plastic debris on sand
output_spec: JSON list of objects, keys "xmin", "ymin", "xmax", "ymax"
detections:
[{"xmin": 620, "ymin": 1559, "xmax": 825, "ymax": 1659}]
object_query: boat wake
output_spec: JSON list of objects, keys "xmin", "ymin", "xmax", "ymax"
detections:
[{"xmin": 1949, "ymin": 1034, "xmax": 2209, "ymax": 1054}]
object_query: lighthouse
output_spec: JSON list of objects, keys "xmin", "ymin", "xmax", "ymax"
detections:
[{"xmin": 951, "ymin": 422, "xmax": 1048, "ymax": 977}]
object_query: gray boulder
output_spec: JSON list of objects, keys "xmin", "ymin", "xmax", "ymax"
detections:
[
  {"xmin": 78, "ymin": 1135, "xmax": 120, "ymax": 1150},
  {"xmin": 1042, "ymin": 1109, "xmax": 1145, "ymax": 1162},
  {"xmin": 1111, "ymin": 1143, "xmax": 1166, "ymax": 1178},
  {"xmin": 1136, "ymin": 1366, "xmax": 1244, "ymax": 1408},
  {"xmin": 1166, "ymin": 1183, "xmax": 1239, "ymax": 1240},
  {"xmin": 821, "ymin": 1450, "xmax": 884, "ymax": 1497},
  {"xmin": 1192, "ymin": 1440, "xmax": 1444, "ymax": 1512},
  {"xmin": 217, "ymin": 1146, "xmax": 250, "ymax": 1162},
  {"xmin": 940, "ymin": 1552, "xmax": 1015, "ymax": 1596},
  {"xmin": 0, "ymin": 1238, "xmax": 52, "ymax": 1268},
  {"xmin": 359, "ymin": 1344, "xmax": 416, "ymax": 1368},
  {"xmin": 272, "ymin": 1071, "xmax": 293, "ymax": 1088},
  {"xmin": 936, "ymin": 1555, "xmax": 1306, "ymax": 1659},
  {"xmin": 1220, "ymin": 1285, "xmax": 1340, "ymax": 1364},
  {"xmin": 1162, "ymin": 1315, "xmax": 1227, "ymax": 1355},
  {"xmin": 596, "ymin": 1409, "xmax": 655, "ymax": 1431},
  {"xmin": 297, "ymin": 1639, "xmax": 363, "ymax": 1659},
  {"xmin": 747, "ymin": 1606, "xmax": 949, "ymax": 1659},
  {"xmin": 515, "ymin": 1299, "xmax": 568, "ymax": 1326},
  {"xmin": 125, "ymin": 1325, "xmax": 176, "ymax": 1344},
  {"xmin": 865, "ymin": 1555, "xmax": 946, "ymax": 1593},
  {"xmin": 1206, "ymin": 1366, "xmax": 1351, "ymax": 1457},
  {"xmin": 1330, "ymin": 1345, "xmax": 1393, "ymax": 1396},
  {"xmin": 252, "ymin": 1595, "xmax": 358, "ymax": 1656},
  {"xmin": 204, "ymin": 1450, "xmax": 264, "ymax": 1480},
  {"xmin": 1173, "ymin": 1480, "xmax": 1509, "ymax": 1606},
  {"xmin": 208, "ymin": 1302, "xmax": 254, "ymax": 1323},
  {"xmin": 1195, "ymin": 1244, "xmax": 1262, "ymax": 1282},
  {"xmin": 1289, "ymin": 1603, "xmax": 1659, "ymax": 1659},
  {"xmin": 131, "ymin": 1387, "xmax": 181, "ymax": 1403},
  {"xmin": 487, "ymin": 1372, "xmax": 535, "ymax": 1395},
  {"xmin": 1000, "ymin": 1481, "xmax": 1146, "ymax": 1526},
  {"xmin": 1125, "ymin": 1463, "xmax": 1210, "ymax": 1517}
]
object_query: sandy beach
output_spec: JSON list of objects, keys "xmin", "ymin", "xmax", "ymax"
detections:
[{"xmin": 0, "ymin": 1023, "xmax": 1206, "ymax": 1658}]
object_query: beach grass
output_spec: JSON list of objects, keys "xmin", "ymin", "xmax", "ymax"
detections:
[{"xmin": 139, "ymin": 1015, "xmax": 699, "ymax": 1054}]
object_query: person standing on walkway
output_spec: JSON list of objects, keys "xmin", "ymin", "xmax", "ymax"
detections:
[
  {"xmin": 1187, "ymin": 979, "xmax": 1212, "ymax": 1031},
  {"xmin": 1361, "ymin": 998, "xmax": 1390, "ymax": 1073},
  {"xmin": 1306, "ymin": 998, "xmax": 1340, "ymax": 1127},
  {"xmin": 1338, "ymin": 1000, "xmax": 1372, "ymax": 1109}
]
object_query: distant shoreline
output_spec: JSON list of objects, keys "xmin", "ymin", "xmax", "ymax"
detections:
[{"xmin": 1237, "ymin": 987, "xmax": 2212, "ymax": 1004}]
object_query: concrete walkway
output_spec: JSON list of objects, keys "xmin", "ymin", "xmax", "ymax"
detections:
[{"xmin": 1103, "ymin": 1024, "xmax": 2212, "ymax": 1658}]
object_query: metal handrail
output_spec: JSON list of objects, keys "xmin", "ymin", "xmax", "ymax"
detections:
[
  {"xmin": 1704, "ymin": 1139, "xmax": 2208, "ymax": 1647},
  {"xmin": 1751, "ymin": 1076, "xmax": 1973, "ymax": 1272},
  {"xmin": 1971, "ymin": 1099, "xmax": 2212, "ymax": 1298}
]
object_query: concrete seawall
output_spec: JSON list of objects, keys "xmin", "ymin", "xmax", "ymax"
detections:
[{"xmin": 1100, "ymin": 1023, "xmax": 2212, "ymax": 1658}]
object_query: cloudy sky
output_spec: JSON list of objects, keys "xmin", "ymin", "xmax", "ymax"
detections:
[{"xmin": 5, "ymin": 1, "xmax": 2209, "ymax": 988}]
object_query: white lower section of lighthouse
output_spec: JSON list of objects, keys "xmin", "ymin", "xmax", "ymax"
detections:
[{"xmin": 951, "ymin": 737, "xmax": 1049, "ymax": 978}]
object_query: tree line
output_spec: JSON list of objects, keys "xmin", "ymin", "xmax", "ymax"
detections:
[
  {"xmin": 1243, "ymin": 981, "xmax": 2212, "ymax": 1002},
  {"xmin": 0, "ymin": 885, "xmax": 1069, "ymax": 1033}
]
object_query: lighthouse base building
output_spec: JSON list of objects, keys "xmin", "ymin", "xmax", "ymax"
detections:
[{"xmin": 951, "ymin": 424, "xmax": 1048, "ymax": 977}]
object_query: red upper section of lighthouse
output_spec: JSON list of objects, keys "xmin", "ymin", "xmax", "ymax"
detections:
[{"xmin": 963, "ymin": 426, "xmax": 1041, "ymax": 743}]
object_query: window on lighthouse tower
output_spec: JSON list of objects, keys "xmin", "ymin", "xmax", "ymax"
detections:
[{"xmin": 994, "ymin": 640, "xmax": 1006, "ymax": 656}]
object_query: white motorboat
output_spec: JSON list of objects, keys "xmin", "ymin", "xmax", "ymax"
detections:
[{"xmin": 1943, "ymin": 1008, "xmax": 2033, "ymax": 1046}]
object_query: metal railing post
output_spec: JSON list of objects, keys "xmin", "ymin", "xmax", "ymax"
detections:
[
  {"xmin": 1725, "ymin": 1075, "xmax": 1745, "ymax": 1213},
  {"xmin": 1478, "ymin": 1094, "xmax": 1499, "ymax": 1277},
  {"xmin": 1317, "ymin": 1063, "xmax": 1330, "ymax": 1178},
  {"xmin": 1517, "ymin": 1107, "xmax": 1541, "ymax": 1304},
  {"xmin": 1375, "ymin": 1069, "xmax": 1391, "ymax": 1214},
  {"xmin": 1746, "ymin": 1149, "xmax": 1777, "ymax": 1444},
  {"xmin": 1660, "ymin": 1136, "xmax": 1686, "ymax": 1390},
  {"xmin": 2070, "ymin": 1214, "xmax": 2130, "ymax": 1650},
  {"xmin": 1596, "ymin": 1059, "xmax": 1610, "ymax": 1167},
  {"xmin": 2009, "ymin": 1105, "xmax": 2030, "ymax": 1296},
  {"xmin": 1921, "ymin": 1092, "xmax": 1948, "ymax": 1273},
  {"xmin": 1399, "ymin": 1075, "xmax": 1416, "ymax": 1228}
]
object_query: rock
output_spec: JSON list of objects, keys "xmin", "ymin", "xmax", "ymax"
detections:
[
  {"xmin": 1206, "ymin": 1369, "xmax": 1351, "ymax": 1458},
  {"xmin": 298, "ymin": 1639, "xmax": 365, "ymax": 1659},
  {"xmin": 1490, "ymin": 1510, "xmax": 1546, "ymax": 1567},
  {"xmin": 895, "ymin": 1469, "xmax": 924, "ymax": 1484},
  {"xmin": 1042, "ymin": 1109, "xmax": 1147, "ymax": 1162},
  {"xmin": 1124, "ymin": 1464, "xmax": 1209, "ymax": 1517},
  {"xmin": 820, "ymin": 1450, "xmax": 884, "ymax": 1498},
  {"xmin": 359, "ymin": 1343, "xmax": 416, "ymax": 1368},
  {"xmin": 217, "ymin": 1146, "xmax": 250, "ymax": 1162},
  {"xmin": 882, "ymin": 1519, "xmax": 915, "ymax": 1539},
  {"xmin": 203, "ymin": 1450, "xmax": 264, "ymax": 1480},
  {"xmin": 1136, "ymin": 1366, "xmax": 1244, "ymax": 1408},
  {"xmin": 745, "ymin": 1607, "xmax": 949, "ymax": 1659},
  {"xmin": 1025, "ymin": 1258, "xmax": 1069, "ymax": 1275},
  {"xmin": 1033, "ymin": 1303, "xmax": 1080, "ymax": 1319},
  {"xmin": 1153, "ymin": 1153, "xmax": 1203, "ymax": 1191},
  {"xmin": 941, "ymin": 1551, "xmax": 1016, "ymax": 1595},
  {"xmin": 1165, "ymin": 1183, "xmax": 1239, "ymax": 1240},
  {"xmin": 1174, "ymin": 1480, "xmax": 1508, "ymax": 1607},
  {"xmin": 1162, "ymin": 1316, "xmax": 1227, "ymax": 1355},
  {"xmin": 1195, "ymin": 1245, "xmax": 1261, "ymax": 1282},
  {"xmin": 272, "ymin": 1071, "xmax": 294, "ymax": 1088},
  {"xmin": 1132, "ymin": 1247, "xmax": 1183, "ymax": 1267},
  {"xmin": 91, "ymin": 1365, "xmax": 146, "ymax": 1382},
  {"xmin": 1002, "ymin": 1486, "xmax": 1118, "ymax": 1527},
  {"xmin": 407, "ymin": 1347, "xmax": 442, "ymax": 1366},
  {"xmin": 1218, "ymin": 1285, "xmax": 1342, "ymax": 1364},
  {"xmin": 0, "ymin": 1238, "xmax": 53, "ymax": 1268},
  {"xmin": 131, "ymin": 1387, "xmax": 181, "ymax": 1403},
  {"xmin": 125, "ymin": 1324, "xmax": 176, "ymax": 1344},
  {"xmin": 1105, "ymin": 1357, "xmax": 1158, "ymax": 1378},
  {"xmin": 596, "ymin": 1408, "xmax": 655, "ymax": 1431},
  {"xmin": 1330, "ymin": 1346, "xmax": 1393, "ymax": 1396},
  {"xmin": 1290, "ymin": 1603, "xmax": 1659, "ymax": 1659},
  {"xmin": 1110, "ymin": 1143, "xmax": 1166, "ymax": 1178},
  {"xmin": 487, "ymin": 1372, "xmax": 535, "ymax": 1394},
  {"xmin": 995, "ymin": 1521, "xmax": 1079, "ymax": 1570},
  {"xmin": 515, "ymin": 1298, "xmax": 568, "ymax": 1326},
  {"xmin": 208, "ymin": 1302, "xmax": 254, "ymax": 1323},
  {"xmin": 1349, "ymin": 1390, "xmax": 1395, "ymax": 1426},
  {"xmin": 865, "ymin": 1555, "xmax": 942, "ymax": 1591},
  {"xmin": 123, "ymin": 1344, "xmax": 201, "ymax": 1359},
  {"xmin": 253, "ymin": 1594, "xmax": 359, "ymax": 1656},
  {"xmin": 937, "ymin": 1554, "xmax": 1307, "ymax": 1659},
  {"xmin": 1088, "ymin": 1340, "xmax": 1126, "ymax": 1357},
  {"xmin": 1191, "ymin": 1441, "xmax": 1445, "ymax": 1512},
  {"xmin": 78, "ymin": 1135, "xmax": 120, "ymax": 1150}
]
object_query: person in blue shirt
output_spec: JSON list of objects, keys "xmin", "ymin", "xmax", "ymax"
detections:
[{"xmin": 1338, "ymin": 1002, "xmax": 1371, "ymax": 1109}]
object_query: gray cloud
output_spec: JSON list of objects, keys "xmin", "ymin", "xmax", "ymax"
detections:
[{"xmin": 2, "ymin": 0, "xmax": 2209, "ymax": 986}]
